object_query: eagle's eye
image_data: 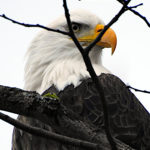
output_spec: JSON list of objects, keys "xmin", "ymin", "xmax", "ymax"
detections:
[{"xmin": 72, "ymin": 23, "xmax": 81, "ymax": 33}]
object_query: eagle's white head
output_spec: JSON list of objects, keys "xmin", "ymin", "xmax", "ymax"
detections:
[{"xmin": 24, "ymin": 9, "xmax": 117, "ymax": 94}]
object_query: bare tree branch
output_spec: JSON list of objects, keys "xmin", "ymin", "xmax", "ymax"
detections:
[
  {"xmin": 0, "ymin": 85, "xmax": 135, "ymax": 150},
  {"xmin": 127, "ymin": 85, "xmax": 150, "ymax": 94},
  {"xmin": 0, "ymin": 112, "xmax": 99, "ymax": 150},
  {"xmin": 0, "ymin": 85, "xmax": 106, "ymax": 150},
  {"xmin": 129, "ymin": 3, "xmax": 143, "ymax": 9},
  {"xmin": 63, "ymin": 0, "xmax": 117, "ymax": 149},
  {"xmin": 0, "ymin": 14, "xmax": 69, "ymax": 35},
  {"xmin": 128, "ymin": 8, "xmax": 150, "ymax": 27},
  {"xmin": 117, "ymin": 0, "xmax": 150, "ymax": 27}
]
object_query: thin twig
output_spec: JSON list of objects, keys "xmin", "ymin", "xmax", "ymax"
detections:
[
  {"xmin": 129, "ymin": 3, "xmax": 143, "ymax": 9},
  {"xmin": 0, "ymin": 14, "xmax": 69, "ymax": 35},
  {"xmin": 128, "ymin": 8, "xmax": 150, "ymax": 27},
  {"xmin": 127, "ymin": 86, "xmax": 150, "ymax": 94},
  {"xmin": 117, "ymin": 0, "xmax": 150, "ymax": 27},
  {"xmin": 0, "ymin": 112, "xmax": 99, "ymax": 150}
]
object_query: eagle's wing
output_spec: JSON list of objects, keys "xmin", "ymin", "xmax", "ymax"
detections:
[{"xmin": 58, "ymin": 74, "xmax": 150, "ymax": 150}]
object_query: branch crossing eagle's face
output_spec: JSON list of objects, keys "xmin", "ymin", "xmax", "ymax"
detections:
[
  {"xmin": 24, "ymin": 9, "xmax": 117, "ymax": 93},
  {"xmin": 49, "ymin": 9, "xmax": 117, "ymax": 56}
]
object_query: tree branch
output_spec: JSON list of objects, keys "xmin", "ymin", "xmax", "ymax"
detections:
[
  {"xmin": 0, "ymin": 14, "xmax": 69, "ymax": 35},
  {"xmin": 128, "ymin": 8, "xmax": 150, "ymax": 27},
  {"xmin": 129, "ymin": 3, "xmax": 143, "ymax": 9},
  {"xmin": 62, "ymin": 1, "xmax": 134, "ymax": 150},
  {"xmin": 0, "ymin": 112, "xmax": 99, "ymax": 150},
  {"xmin": 0, "ymin": 85, "xmax": 134, "ymax": 150},
  {"xmin": 63, "ymin": 0, "xmax": 118, "ymax": 149},
  {"xmin": 117, "ymin": 0, "xmax": 150, "ymax": 27},
  {"xmin": 127, "ymin": 85, "xmax": 150, "ymax": 94}
]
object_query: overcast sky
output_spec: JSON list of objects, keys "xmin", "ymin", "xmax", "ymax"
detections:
[{"xmin": 0, "ymin": 0, "xmax": 150, "ymax": 149}]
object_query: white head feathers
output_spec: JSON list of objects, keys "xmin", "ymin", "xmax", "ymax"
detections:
[{"xmin": 24, "ymin": 9, "xmax": 110, "ymax": 94}]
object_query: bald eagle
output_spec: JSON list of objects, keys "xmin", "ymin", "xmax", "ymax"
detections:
[{"xmin": 12, "ymin": 10, "xmax": 150, "ymax": 150}]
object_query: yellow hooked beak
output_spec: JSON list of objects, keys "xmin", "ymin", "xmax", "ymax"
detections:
[{"xmin": 78, "ymin": 24, "xmax": 117, "ymax": 55}]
